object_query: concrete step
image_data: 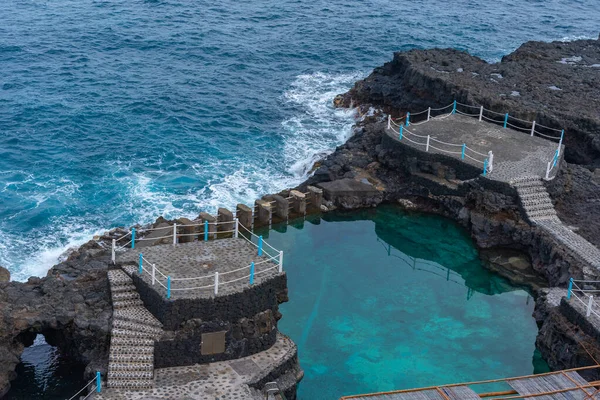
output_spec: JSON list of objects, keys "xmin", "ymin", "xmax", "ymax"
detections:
[
  {"xmin": 522, "ymin": 202, "xmax": 555, "ymax": 212},
  {"xmin": 513, "ymin": 180, "xmax": 544, "ymax": 189},
  {"xmin": 122, "ymin": 265, "xmax": 139, "ymax": 277},
  {"xmin": 111, "ymin": 336, "xmax": 155, "ymax": 347},
  {"xmin": 112, "ymin": 299, "xmax": 144, "ymax": 309},
  {"xmin": 516, "ymin": 187, "xmax": 547, "ymax": 196},
  {"xmin": 106, "ymin": 379, "xmax": 154, "ymax": 389},
  {"xmin": 112, "ymin": 328, "xmax": 159, "ymax": 340},
  {"xmin": 108, "ymin": 269, "xmax": 134, "ymax": 285},
  {"xmin": 527, "ymin": 209, "xmax": 558, "ymax": 219},
  {"xmin": 112, "ymin": 291, "xmax": 141, "ymax": 302},
  {"xmin": 108, "ymin": 352, "xmax": 153, "ymax": 364},
  {"xmin": 108, "ymin": 370, "xmax": 154, "ymax": 380},
  {"xmin": 109, "ymin": 344, "xmax": 154, "ymax": 355},
  {"xmin": 113, "ymin": 320, "xmax": 162, "ymax": 336},
  {"xmin": 108, "ymin": 362, "xmax": 154, "ymax": 372},
  {"xmin": 110, "ymin": 283, "xmax": 137, "ymax": 293},
  {"xmin": 113, "ymin": 306, "xmax": 162, "ymax": 328},
  {"xmin": 511, "ymin": 175, "xmax": 540, "ymax": 184}
]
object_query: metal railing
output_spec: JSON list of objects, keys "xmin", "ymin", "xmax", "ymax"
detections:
[
  {"xmin": 567, "ymin": 278, "xmax": 600, "ymax": 319},
  {"xmin": 386, "ymin": 100, "xmax": 566, "ymax": 178},
  {"xmin": 66, "ymin": 372, "xmax": 101, "ymax": 400},
  {"xmin": 133, "ymin": 219, "xmax": 283, "ymax": 299}
]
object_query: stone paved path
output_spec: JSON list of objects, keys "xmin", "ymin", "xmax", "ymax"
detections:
[
  {"xmin": 117, "ymin": 239, "xmax": 281, "ymax": 299},
  {"xmin": 387, "ymin": 114, "xmax": 600, "ymax": 278},
  {"xmin": 92, "ymin": 333, "xmax": 296, "ymax": 400}
]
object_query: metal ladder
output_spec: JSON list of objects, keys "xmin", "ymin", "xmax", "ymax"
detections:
[{"xmin": 264, "ymin": 382, "xmax": 287, "ymax": 400}]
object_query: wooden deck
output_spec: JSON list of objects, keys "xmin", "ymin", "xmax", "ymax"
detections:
[{"xmin": 340, "ymin": 366, "xmax": 600, "ymax": 400}]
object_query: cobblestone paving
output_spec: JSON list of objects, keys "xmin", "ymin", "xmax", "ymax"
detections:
[
  {"xmin": 92, "ymin": 333, "xmax": 295, "ymax": 400},
  {"xmin": 387, "ymin": 114, "xmax": 561, "ymax": 182},
  {"xmin": 116, "ymin": 239, "xmax": 282, "ymax": 299}
]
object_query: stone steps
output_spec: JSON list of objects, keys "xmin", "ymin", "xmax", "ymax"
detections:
[
  {"xmin": 113, "ymin": 306, "xmax": 162, "ymax": 328},
  {"xmin": 111, "ymin": 336, "xmax": 155, "ymax": 347},
  {"xmin": 112, "ymin": 299, "xmax": 144, "ymax": 309},
  {"xmin": 112, "ymin": 291, "xmax": 141, "ymax": 302},
  {"xmin": 107, "ymin": 267, "xmax": 162, "ymax": 390},
  {"xmin": 108, "ymin": 362, "xmax": 154, "ymax": 372},
  {"xmin": 104, "ymin": 379, "xmax": 154, "ymax": 390},
  {"xmin": 107, "ymin": 370, "xmax": 154, "ymax": 380}
]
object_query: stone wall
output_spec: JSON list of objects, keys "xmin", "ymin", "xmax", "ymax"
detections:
[
  {"xmin": 132, "ymin": 272, "xmax": 288, "ymax": 330},
  {"xmin": 154, "ymin": 310, "xmax": 278, "ymax": 368}
]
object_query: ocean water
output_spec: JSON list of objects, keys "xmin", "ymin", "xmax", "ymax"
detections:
[
  {"xmin": 265, "ymin": 206, "xmax": 549, "ymax": 399},
  {"xmin": 1, "ymin": 0, "xmax": 599, "ymax": 280}
]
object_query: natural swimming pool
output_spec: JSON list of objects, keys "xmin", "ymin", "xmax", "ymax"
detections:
[{"xmin": 262, "ymin": 205, "xmax": 548, "ymax": 399}]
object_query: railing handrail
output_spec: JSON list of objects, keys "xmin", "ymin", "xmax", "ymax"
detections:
[
  {"xmin": 568, "ymin": 279, "xmax": 600, "ymax": 320},
  {"xmin": 67, "ymin": 372, "xmax": 101, "ymax": 400},
  {"xmin": 390, "ymin": 100, "xmax": 566, "ymax": 140},
  {"xmin": 130, "ymin": 219, "xmax": 284, "ymax": 298}
]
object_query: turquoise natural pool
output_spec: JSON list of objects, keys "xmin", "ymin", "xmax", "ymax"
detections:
[{"xmin": 261, "ymin": 205, "xmax": 548, "ymax": 399}]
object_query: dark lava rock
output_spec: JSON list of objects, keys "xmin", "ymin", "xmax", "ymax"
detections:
[
  {"xmin": 0, "ymin": 266, "xmax": 9, "ymax": 282},
  {"xmin": 339, "ymin": 37, "xmax": 600, "ymax": 166}
]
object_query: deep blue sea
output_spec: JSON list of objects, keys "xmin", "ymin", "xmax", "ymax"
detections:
[{"xmin": 0, "ymin": 0, "xmax": 598, "ymax": 279}]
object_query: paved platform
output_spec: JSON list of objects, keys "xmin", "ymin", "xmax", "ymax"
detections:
[
  {"xmin": 388, "ymin": 114, "xmax": 561, "ymax": 182},
  {"xmin": 117, "ymin": 239, "xmax": 281, "ymax": 299},
  {"xmin": 92, "ymin": 333, "xmax": 296, "ymax": 400}
]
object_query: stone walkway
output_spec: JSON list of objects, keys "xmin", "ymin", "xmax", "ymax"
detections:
[
  {"xmin": 117, "ymin": 239, "xmax": 281, "ymax": 299},
  {"xmin": 386, "ymin": 113, "xmax": 600, "ymax": 277},
  {"xmin": 389, "ymin": 114, "xmax": 561, "ymax": 182},
  {"xmin": 92, "ymin": 333, "xmax": 296, "ymax": 400}
]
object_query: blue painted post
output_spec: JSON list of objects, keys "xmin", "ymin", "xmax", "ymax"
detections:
[
  {"xmin": 503, "ymin": 113, "xmax": 509, "ymax": 128},
  {"xmin": 452, "ymin": 100, "xmax": 456, "ymax": 114},
  {"xmin": 138, "ymin": 253, "xmax": 143, "ymax": 274},
  {"xmin": 96, "ymin": 371, "xmax": 101, "ymax": 393},
  {"xmin": 204, "ymin": 220, "xmax": 208, "ymax": 241},
  {"xmin": 258, "ymin": 236, "xmax": 263, "ymax": 256},
  {"xmin": 553, "ymin": 149, "xmax": 559, "ymax": 168},
  {"xmin": 167, "ymin": 276, "xmax": 171, "ymax": 299},
  {"xmin": 461, "ymin": 144, "xmax": 466, "ymax": 159},
  {"xmin": 131, "ymin": 228, "xmax": 136, "ymax": 249},
  {"xmin": 483, "ymin": 159, "xmax": 488, "ymax": 176},
  {"xmin": 405, "ymin": 112, "xmax": 410, "ymax": 126},
  {"xmin": 567, "ymin": 278, "xmax": 573, "ymax": 300},
  {"xmin": 399, "ymin": 125, "xmax": 403, "ymax": 140},
  {"xmin": 249, "ymin": 262, "xmax": 255, "ymax": 285}
]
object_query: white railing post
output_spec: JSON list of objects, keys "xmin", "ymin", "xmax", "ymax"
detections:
[
  {"xmin": 214, "ymin": 272, "xmax": 219, "ymax": 295},
  {"xmin": 545, "ymin": 161, "xmax": 551, "ymax": 180},
  {"xmin": 279, "ymin": 251, "xmax": 284, "ymax": 273},
  {"xmin": 173, "ymin": 223, "xmax": 177, "ymax": 245},
  {"xmin": 387, "ymin": 114, "xmax": 391, "ymax": 129},
  {"xmin": 427, "ymin": 107, "xmax": 431, "ymax": 121},
  {"xmin": 426, "ymin": 135, "xmax": 430, "ymax": 152},
  {"xmin": 152, "ymin": 264, "xmax": 156, "ymax": 285},
  {"xmin": 111, "ymin": 239, "xmax": 116, "ymax": 264},
  {"xmin": 587, "ymin": 295, "xmax": 594, "ymax": 317},
  {"xmin": 531, "ymin": 120, "xmax": 536, "ymax": 136},
  {"xmin": 487, "ymin": 151, "xmax": 494, "ymax": 173},
  {"xmin": 479, "ymin": 106, "xmax": 483, "ymax": 122},
  {"xmin": 234, "ymin": 218, "xmax": 239, "ymax": 238}
]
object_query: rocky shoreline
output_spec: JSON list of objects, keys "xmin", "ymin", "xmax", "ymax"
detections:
[{"xmin": 2, "ymin": 37, "xmax": 600, "ymax": 397}]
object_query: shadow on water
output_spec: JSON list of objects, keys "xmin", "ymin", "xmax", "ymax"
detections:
[
  {"xmin": 5, "ymin": 335, "xmax": 86, "ymax": 400},
  {"xmin": 260, "ymin": 204, "xmax": 549, "ymax": 399}
]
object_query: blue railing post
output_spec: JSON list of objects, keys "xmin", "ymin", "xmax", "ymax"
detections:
[
  {"xmin": 567, "ymin": 278, "xmax": 573, "ymax": 299},
  {"xmin": 461, "ymin": 144, "xmax": 466, "ymax": 159},
  {"xmin": 204, "ymin": 220, "xmax": 208, "ymax": 241},
  {"xmin": 553, "ymin": 149, "xmax": 559, "ymax": 168},
  {"xmin": 250, "ymin": 262, "xmax": 255, "ymax": 285},
  {"xmin": 503, "ymin": 113, "xmax": 509, "ymax": 128},
  {"xmin": 138, "ymin": 253, "xmax": 143, "ymax": 274},
  {"xmin": 483, "ymin": 159, "xmax": 488, "ymax": 176},
  {"xmin": 405, "ymin": 112, "xmax": 410, "ymax": 126},
  {"xmin": 399, "ymin": 125, "xmax": 403, "ymax": 140},
  {"xmin": 131, "ymin": 228, "xmax": 136, "ymax": 249},
  {"xmin": 96, "ymin": 371, "xmax": 101, "ymax": 393},
  {"xmin": 452, "ymin": 100, "xmax": 456, "ymax": 114},
  {"xmin": 167, "ymin": 276, "xmax": 171, "ymax": 299},
  {"xmin": 258, "ymin": 236, "xmax": 263, "ymax": 256}
]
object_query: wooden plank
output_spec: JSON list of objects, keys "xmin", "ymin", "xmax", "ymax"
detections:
[
  {"xmin": 507, "ymin": 372, "xmax": 590, "ymax": 400},
  {"xmin": 440, "ymin": 386, "xmax": 482, "ymax": 400}
]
